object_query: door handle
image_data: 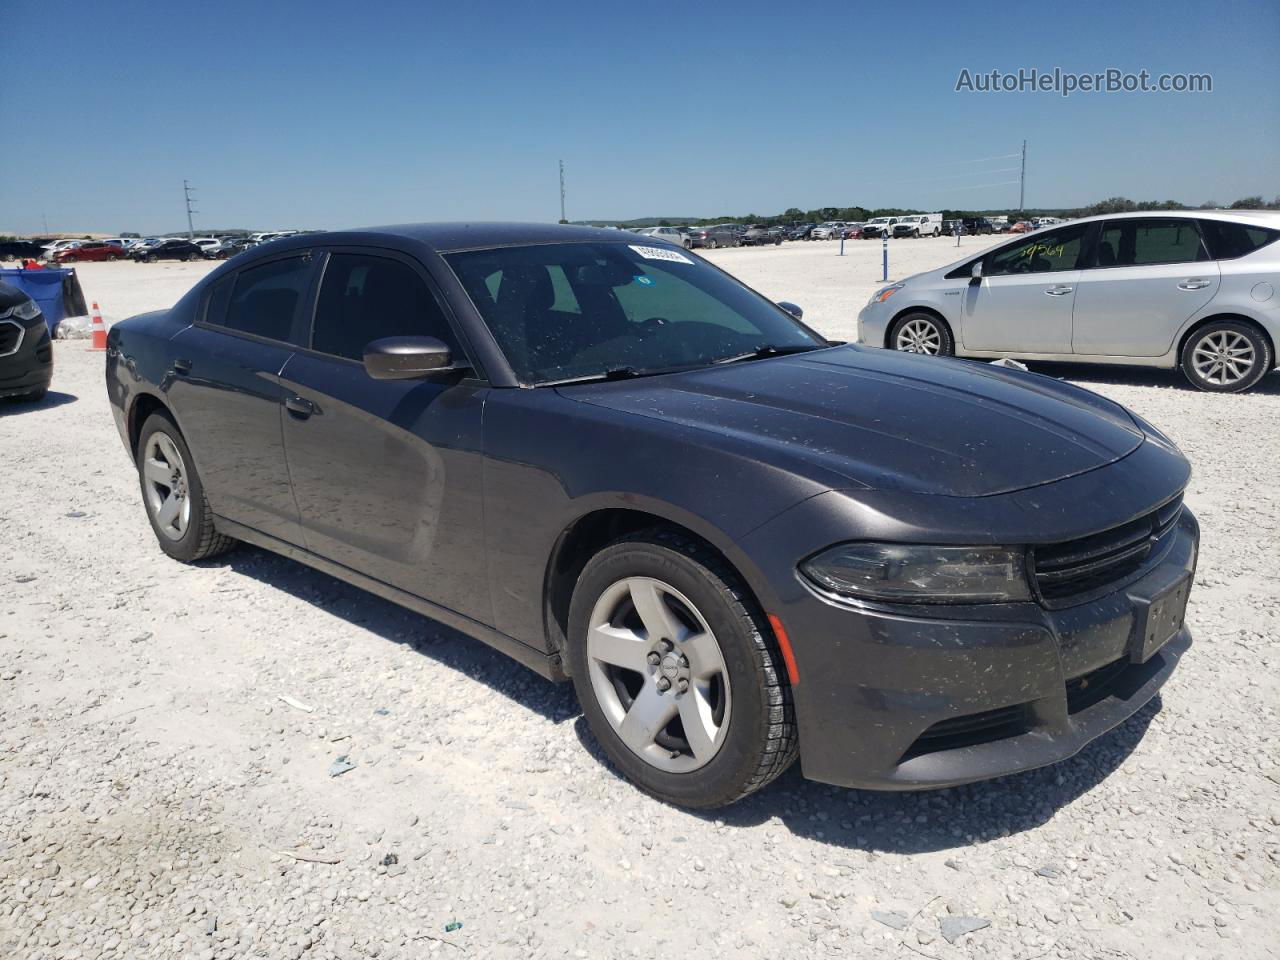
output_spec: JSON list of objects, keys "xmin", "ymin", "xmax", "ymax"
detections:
[
  {"xmin": 172, "ymin": 358, "xmax": 191, "ymax": 375},
  {"xmin": 1044, "ymin": 285, "xmax": 1073, "ymax": 296},
  {"xmin": 284, "ymin": 396, "xmax": 316, "ymax": 419},
  {"xmin": 1177, "ymin": 279, "xmax": 1211, "ymax": 291}
]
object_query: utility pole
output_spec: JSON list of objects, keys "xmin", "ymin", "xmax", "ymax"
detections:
[
  {"xmin": 559, "ymin": 160, "xmax": 566, "ymax": 223},
  {"xmin": 184, "ymin": 180, "xmax": 198, "ymax": 238},
  {"xmin": 1018, "ymin": 140, "xmax": 1026, "ymax": 211}
]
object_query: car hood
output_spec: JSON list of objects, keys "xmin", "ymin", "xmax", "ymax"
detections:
[{"xmin": 563, "ymin": 346, "xmax": 1145, "ymax": 497}]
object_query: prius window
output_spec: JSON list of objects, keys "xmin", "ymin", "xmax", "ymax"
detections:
[
  {"xmin": 1097, "ymin": 219, "xmax": 1206, "ymax": 267},
  {"xmin": 312, "ymin": 254, "xmax": 457, "ymax": 362},
  {"xmin": 986, "ymin": 224, "xmax": 1087, "ymax": 276}
]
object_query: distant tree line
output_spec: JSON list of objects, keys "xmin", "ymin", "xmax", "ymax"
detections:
[{"xmin": 590, "ymin": 194, "xmax": 1279, "ymax": 229}]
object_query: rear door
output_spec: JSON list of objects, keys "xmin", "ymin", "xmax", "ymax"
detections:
[
  {"xmin": 960, "ymin": 222, "xmax": 1088, "ymax": 354},
  {"xmin": 278, "ymin": 248, "xmax": 491, "ymax": 622},
  {"xmin": 1071, "ymin": 217, "xmax": 1220, "ymax": 357},
  {"xmin": 167, "ymin": 251, "xmax": 318, "ymax": 544}
]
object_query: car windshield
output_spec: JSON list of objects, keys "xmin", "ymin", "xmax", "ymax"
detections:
[{"xmin": 446, "ymin": 241, "xmax": 826, "ymax": 385}]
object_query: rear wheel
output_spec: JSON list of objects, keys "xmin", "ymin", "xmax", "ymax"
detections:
[
  {"xmin": 568, "ymin": 531, "xmax": 798, "ymax": 808},
  {"xmin": 136, "ymin": 412, "xmax": 236, "ymax": 562},
  {"xmin": 889, "ymin": 312, "xmax": 955, "ymax": 356},
  {"xmin": 145, "ymin": 254, "xmax": 157, "ymax": 263},
  {"xmin": 1181, "ymin": 321, "xmax": 1271, "ymax": 393}
]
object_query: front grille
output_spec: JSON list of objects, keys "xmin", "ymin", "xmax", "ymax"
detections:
[
  {"xmin": 902, "ymin": 704, "xmax": 1028, "ymax": 760},
  {"xmin": 1032, "ymin": 497, "xmax": 1182, "ymax": 602},
  {"xmin": 0, "ymin": 319, "xmax": 23, "ymax": 357}
]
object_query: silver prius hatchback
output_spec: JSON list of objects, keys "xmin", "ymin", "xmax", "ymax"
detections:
[{"xmin": 857, "ymin": 210, "xmax": 1280, "ymax": 392}]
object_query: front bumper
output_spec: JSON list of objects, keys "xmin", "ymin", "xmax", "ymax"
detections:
[
  {"xmin": 743, "ymin": 495, "xmax": 1198, "ymax": 791},
  {"xmin": 0, "ymin": 319, "xmax": 53, "ymax": 397}
]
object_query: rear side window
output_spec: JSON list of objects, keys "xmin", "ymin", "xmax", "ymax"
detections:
[
  {"xmin": 1096, "ymin": 219, "xmax": 1206, "ymax": 267},
  {"xmin": 1199, "ymin": 220, "xmax": 1280, "ymax": 260},
  {"xmin": 213, "ymin": 256, "xmax": 312, "ymax": 342},
  {"xmin": 311, "ymin": 253, "xmax": 457, "ymax": 362}
]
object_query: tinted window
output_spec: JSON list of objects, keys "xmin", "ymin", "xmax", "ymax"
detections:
[
  {"xmin": 1199, "ymin": 220, "xmax": 1280, "ymax": 260},
  {"xmin": 215, "ymin": 256, "xmax": 312, "ymax": 342},
  {"xmin": 312, "ymin": 253, "xmax": 457, "ymax": 362},
  {"xmin": 446, "ymin": 241, "xmax": 823, "ymax": 384},
  {"xmin": 1097, "ymin": 219, "xmax": 1205, "ymax": 267},
  {"xmin": 986, "ymin": 224, "xmax": 1087, "ymax": 276}
]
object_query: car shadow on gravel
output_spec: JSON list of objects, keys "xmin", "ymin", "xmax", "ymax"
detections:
[
  {"xmin": 0, "ymin": 390, "xmax": 78, "ymax": 413},
  {"xmin": 1026, "ymin": 362, "xmax": 1280, "ymax": 395},
  {"xmin": 210, "ymin": 547, "xmax": 580, "ymax": 723},
  {"xmin": 574, "ymin": 695, "xmax": 1160, "ymax": 853}
]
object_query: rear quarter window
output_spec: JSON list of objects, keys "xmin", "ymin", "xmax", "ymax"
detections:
[{"xmin": 1199, "ymin": 220, "xmax": 1280, "ymax": 260}]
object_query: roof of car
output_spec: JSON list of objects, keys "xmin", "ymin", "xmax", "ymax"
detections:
[{"xmin": 342, "ymin": 222, "xmax": 651, "ymax": 253}]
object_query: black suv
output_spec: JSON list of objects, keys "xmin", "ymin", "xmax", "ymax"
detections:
[
  {"xmin": 130, "ymin": 239, "xmax": 206, "ymax": 262},
  {"xmin": 962, "ymin": 217, "xmax": 995, "ymax": 235},
  {"xmin": 0, "ymin": 281, "xmax": 53, "ymax": 401}
]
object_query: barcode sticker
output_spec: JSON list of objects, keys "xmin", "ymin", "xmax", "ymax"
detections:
[{"xmin": 629, "ymin": 245, "xmax": 694, "ymax": 265}]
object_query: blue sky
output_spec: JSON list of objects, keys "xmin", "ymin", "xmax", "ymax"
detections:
[{"xmin": 2, "ymin": 0, "xmax": 1276, "ymax": 233}]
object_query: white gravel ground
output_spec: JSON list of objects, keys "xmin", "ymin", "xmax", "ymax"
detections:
[{"xmin": 2, "ymin": 240, "xmax": 1278, "ymax": 960}]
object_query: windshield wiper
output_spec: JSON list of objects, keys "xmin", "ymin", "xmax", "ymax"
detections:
[
  {"xmin": 540, "ymin": 366, "xmax": 655, "ymax": 387},
  {"xmin": 712, "ymin": 343, "xmax": 824, "ymax": 366}
]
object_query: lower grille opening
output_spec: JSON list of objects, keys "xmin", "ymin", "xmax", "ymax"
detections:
[
  {"xmin": 902, "ymin": 704, "xmax": 1028, "ymax": 761},
  {"xmin": 1066, "ymin": 657, "xmax": 1133, "ymax": 713}
]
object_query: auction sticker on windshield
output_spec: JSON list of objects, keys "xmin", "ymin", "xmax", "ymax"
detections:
[{"xmin": 629, "ymin": 245, "xmax": 694, "ymax": 265}]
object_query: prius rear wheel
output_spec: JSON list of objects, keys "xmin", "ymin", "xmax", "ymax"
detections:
[
  {"xmin": 1181, "ymin": 321, "xmax": 1271, "ymax": 393},
  {"xmin": 136, "ymin": 412, "xmax": 236, "ymax": 562},
  {"xmin": 568, "ymin": 530, "xmax": 798, "ymax": 808}
]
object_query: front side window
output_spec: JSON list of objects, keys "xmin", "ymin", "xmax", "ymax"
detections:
[
  {"xmin": 311, "ymin": 253, "xmax": 457, "ymax": 362},
  {"xmin": 1096, "ymin": 219, "xmax": 1206, "ymax": 267},
  {"xmin": 446, "ymin": 242, "xmax": 825, "ymax": 384},
  {"xmin": 213, "ymin": 255, "xmax": 313, "ymax": 342},
  {"xmin": 985, "ymin": 223, "xmax": 1087, "ymax": 276}
]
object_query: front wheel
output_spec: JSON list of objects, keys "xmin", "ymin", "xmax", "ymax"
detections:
[
  {"xmin": 889, "ymin": 312, "xmax": 955, "ymax": 356},
  {"xmin": 1181, "ymin": 321, "xmax": 1271, "ymax": 393},
  {"xmin": 136, "ymin": 412, "xmax": 236, "ymax": 562},
  {"xmin": 568, "ymin": 531, "xmax": 798, "ymax": 808}
]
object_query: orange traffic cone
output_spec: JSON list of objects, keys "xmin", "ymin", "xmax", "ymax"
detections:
[{"xmin": 87, "ymin": 302, "xmax": 107, "ymax": 352}]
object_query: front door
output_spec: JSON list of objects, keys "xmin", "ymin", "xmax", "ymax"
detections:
[
  {"xmin": 1071, "ymin": 218, "xmax": 1221, "ymax": 357},
  {"xmin": 167, "ymin": 252, "xmax": 317, "ymax": 544},
  {"xmin": 960, "ymin": 222, "xmax": 1089, "ymax": 355},
  {"xmin": 278, "ymin": 250, "xmax": 491, "ymax": 623}
]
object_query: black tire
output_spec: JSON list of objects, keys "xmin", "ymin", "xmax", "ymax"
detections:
[
  {"xmin": 1180, "ymin": 320, "xmax": 1272, "ymax": 393},
  {"xmin": 135, "ymin": 411, "xmax": 236, "ymax": 562},
  {"xmin": 707, "ymin": 239, "xmax": 718, "ymax": 249},
  {"xmin": 567, "ymin": 530, "xmax": 798, "ymax": 808},
  {"xmin": 145, "ymin": 254, "xmax": 157, "ymax": 263},
  {"xmin": 888, "ymin": 311, "xmax": 955, "ymax": 357},
  {"xmin": 186, "ymin": 252, "xmax": 199, "ymax": 261}
]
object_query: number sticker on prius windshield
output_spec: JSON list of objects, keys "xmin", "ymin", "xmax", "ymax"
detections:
[{"xmin": 629, "ymin": 245, "xmax": 694, "ymax": 265}]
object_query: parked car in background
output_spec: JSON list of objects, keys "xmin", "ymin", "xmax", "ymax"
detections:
[
  {"xmin": 843, "ymin": 223, "xmax": 865, "ymax": 239},
  {"xmin": 0, "ymin": 280, "xmax": 53, "ymax": 402},
  {"xmin": 685, "ymin": 224, "xmax": 740, "ymax": 249},
  {"xmin": 130, "ymin": 238, "xmax": 206, "ymax": 262},
  {"xmin": 892, "ymin": 214, "xmax": 943, "ymax": 238},
  {"xmin": 767, "ymin": 226, "xmax": 786, "ymax": 242},
  {"xmin": 740, "ymin": 224, "xmax": 782, "ymax": 246},
  {"xmin": 1008, "ymin": 221, "xmax": 1033, "ymax": 234},
  {"xmin": 41, "ymin": 239, "xmax": 84, "ymax": 259},
  {"xmin": 53, "ymin": 240, "xmax": 128, "ymax": 263},
  {"xmin": 633, "ymin": 227, "xmax": 691, "ymax": 248},
  {"xmin": 941, "ymin": 219, "xmax": 962, "ymax": 236},
  {"xmin": 962, "ymin": 217, "xmax": 995, "ymax": 235},
  {"xmin": 788, "ymin": 223, "xmax": 815, "ymax": 240},
  {"xmin": 810, "ymin": 221, "xmax": 846, "ymax": 240},
  {"xmin": 860, "ymin": 217, "xmax": 899, "ymax": 239},
  {"xmin": 0, "ymin": 240, "xmax": 47, "ymax": 262},
  {"xmin": 207, "ymin": 238, "xmax": 253, "ymax": 259},
  {"xmin": 858, "ymin": 209, "xmax": 1280, "ymax": 392}
]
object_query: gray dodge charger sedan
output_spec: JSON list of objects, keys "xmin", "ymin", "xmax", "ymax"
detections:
[{"xmin": 107, "ymin": 223, "xmax": 1198, "ymax": 807}]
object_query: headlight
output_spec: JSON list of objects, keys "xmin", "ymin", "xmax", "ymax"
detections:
[
  {"xmin": 801, "ymin": 542, "xmax": 1031, "ymax": 604},
  {"xmin": 869, "ymin": 283, "xmax": 904, "ymax": 306},
  {"xmin": 7, "ymin": 299, "xmax": 42, "ymax": 321}
]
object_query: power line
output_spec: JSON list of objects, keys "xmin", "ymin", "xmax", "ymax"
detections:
[{"xmin": 949, "ymin": 180, "xmax": 1022, "ymax": 192}]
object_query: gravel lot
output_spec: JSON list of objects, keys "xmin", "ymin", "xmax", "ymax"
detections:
[{"xmin": 2, "ymin": 240, "xmax": 1278, "ymax": 960}]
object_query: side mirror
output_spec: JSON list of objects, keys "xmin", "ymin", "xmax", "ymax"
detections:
[
  {"xmin": 363, "ymin": 336, "xmax": 462, "ymax": 380},
  {"xmin": 969, "ymin": 261, "xmax": 983, "ymax": 286},
  {"xmin": 778, "ymin": 301, "xmax": 804, "ymax": 320}
]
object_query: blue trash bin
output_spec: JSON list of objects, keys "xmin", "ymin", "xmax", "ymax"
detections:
[{"xmin": 0, "ymin": 267, "xmax": 76, "ymax": 335}]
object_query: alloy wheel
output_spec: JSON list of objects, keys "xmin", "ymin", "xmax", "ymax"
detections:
[
  {"xmin": 586, "ymin": 576, "xmax": 731, "ymax": 773},
  {"xmin": 1191, "ymin": 330, "xmax": 1256, "ymax": 386},
  {"xmin": 141, "ymin": 431, "xmax": 191, "ymax": 540},
  {"xmin": 895, "ymin": 317, "xmax": 943, "ymax": 354}
]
